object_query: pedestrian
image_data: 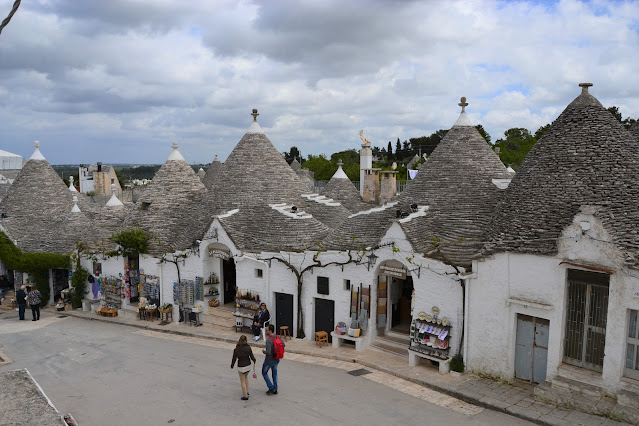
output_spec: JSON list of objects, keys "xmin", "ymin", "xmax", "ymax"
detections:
[
  {"xmin": 230, "ymin": 335, "xmax": 256, "ymax": 401},
  {"xmin": 251, "ymin": 303, "xmax": 270, "ymax": 341},
  {"xmin": 27, "ymin": 287, "xmax": 41, "ymax": 321},
  {"xmin": 0, "ymin": 275, "xmax": 10, "ymax": 305},
  {"xmin": 16, "ymin": 285, "xmax": 27, "ymax": 320},
  {"xmin": 262, "ymin": 324, "xmax": 284, "ymax": 395}
]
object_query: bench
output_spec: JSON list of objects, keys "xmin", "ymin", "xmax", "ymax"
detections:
[
  {"xmin": 330, "ymin": 331, "xmax": 364, "ymax": 351},
  {"xmin": 408, "ymin": 347, "xmax": 450, "ymax": 373}
]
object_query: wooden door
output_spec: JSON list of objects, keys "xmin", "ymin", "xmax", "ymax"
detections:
[{"xmin": 315, "ymin": 298, "xmax": 335, "ymax": 343}]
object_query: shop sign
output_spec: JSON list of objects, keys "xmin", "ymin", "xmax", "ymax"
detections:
[
  {"xmin": 208, "ymin": 246, "xmax": 231, "ymax": 260},
  {"xmin": 380, "ymin": 265, "xmax": 407, "ymax": 279}
]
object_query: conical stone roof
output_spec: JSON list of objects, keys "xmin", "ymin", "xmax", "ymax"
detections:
[
  {"xmin": 487, "ymin": 83, "xmax": 639, "ymax": 256},
  {"xmin": 0, "ymin": 145, "xmax": 92, "ymax": 253},
  {"xmin": 630, "ymin": 120, "xmax": 639, "ymax": 142},
  {"xmin": 202, "ymin": 110, "xmax": 345, "ymax": 251},
  {"xmin": 133, "ymin": 142, "xmax": 207, "ymax": 254},
  {"xmin": 202, "ymin": 155, "xmax": 223, "ymax": 188},
  {"xmin": 320, "ymin": 162, "xmax": 369, "ymax": 213},
  {"xmin": 290, "ymin": 159, "xmax": 302, "ymax": 171},
  {"xmin": 397, "ymin": 98, "xmax": 511, "ymax": 266},
  {"xmin": 325, "ymin": 98, "xmax": 510, "ymax": 266}
]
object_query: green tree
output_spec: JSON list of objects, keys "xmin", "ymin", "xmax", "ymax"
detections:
[
  {"xmin": 301, "ymin": 154, "xmax": 334, "ymax": 180},
  {"xmin": 387, "ymin": 141, "xmax": 393, "ymax": 160},
  {"xmin": 409, "ymin": 129, "xmax": 448, "ymax": 156},
  {"xmin": 493, "ymin": 128, "xmax": 537, "ymax": 170},
  {"xmin": 395, "ymin": 138, "xmax": 402, "ymax": 159},
  {"xmin": 475, "ymin": 124, "xmax": 491, "ymax": 144},
  {"xmin": 607, "ymin": 106, "xmax": 637, "ymax": 130},
  {"xmin": 283, "ymin": 146, "xmax": 304, "ymax": 164}
]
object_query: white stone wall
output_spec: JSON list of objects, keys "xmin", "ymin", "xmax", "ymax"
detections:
[{"xmin": 467, "ymin": 208, "xmax": 639, "ymax": 394}]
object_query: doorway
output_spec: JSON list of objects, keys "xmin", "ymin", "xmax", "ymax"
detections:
[
  {"xmin": 390, "ymin": 276, "xmax": 414, "ymax": 334},
  {"xmin": 222, "ymin": 257, "xmax": 236, "ymax": 305},
  {"xmin": 515, "ymin": 314, "xmax": 549, "ymax": 383},
  {"xmin": 128, "ymin": 255, "xmax": 140, "ymax": 304},
  {"xmin": 315, "ymin": 298, "xmax": 335, "ymax": 343},
  {"xmin": 275, "ymin": 293, "xmax": 294, "ymax": 337},
  {"xmin": 52, "ymin": 269, "xmax": 69, "ymax": 302},
  {"xmin": 563, "ymin": 269, "xmax": 609, "ymax": 372}
]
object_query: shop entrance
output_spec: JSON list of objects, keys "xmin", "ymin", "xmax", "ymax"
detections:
[
  {"xmin": 315, "ymin": 298, "xmax": 334, "ymax": 343},
  {"xmin": 52, "ymin": 269, "xmax": 69, "ymax": 302},
  {"xmin": 390, "ymin": 275, "xmax": 414, "ymax": 334},
  {"xmin": 128, "ymin": 255, "xmax": 140, "ymax": 303},
  {"xmin": 223, "ymin": 257, "xmax": 236, "ymax": 305}
]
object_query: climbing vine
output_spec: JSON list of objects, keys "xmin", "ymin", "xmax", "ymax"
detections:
[
  {"xmin": 0, "ymin": 232, "xmax": 70, "ymax": 305},
  {"xmin": 109, "ymin": 228, "xmax": 151, "ymax": 258}
]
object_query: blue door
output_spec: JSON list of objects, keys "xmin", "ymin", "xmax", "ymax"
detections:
[{"xmin": 515, "ymin": 314, "xmax": 549, "ymax": 383}]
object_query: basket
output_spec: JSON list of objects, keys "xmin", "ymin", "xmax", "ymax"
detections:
[{"xmin": 208, "ymin": 299, "xmax": 220, "ymax": 308}]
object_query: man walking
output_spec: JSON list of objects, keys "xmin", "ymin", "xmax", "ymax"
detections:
[
  {"xmin": 262, "ymin": 324, "xmax": 283, "ymax": 395},
  {"xmin": 16, "ymin": 285, "xmax": 27, "ymax": 320},
  {"xmin": 27, "ymin": 287, "xmax": 41, "ymax": 321}
]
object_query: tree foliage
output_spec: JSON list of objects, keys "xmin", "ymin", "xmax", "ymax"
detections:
[
  {"xmin": 607, "ymin": 106, "xmax": 637, "ymax": 130},
  {"xmin": 283, "ymin": 146, "xmax": 304, "ymax": 164},
  {"xmin": 109, "ymin": 228, "xmax": 151, "ymax": 258}
]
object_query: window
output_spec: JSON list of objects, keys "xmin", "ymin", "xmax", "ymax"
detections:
[
  {"xmin": 344, "ymin": 279, "xmax": 350, "ymax": 291},
  {"xmin": 111, "ymin": 178, "xmax": 115, "ymax": 184},
  {"xmin": 255, "ymin": 268, "xmax": 263, "ymax": 278},
  {"xmin": 140, "ymin": 202, "xmax": 151, "ymax": 210},
  {"xmin": 317, "ymin": 276, "xmax": 329, "ymax": 295},
  {"xmin": 626, "ymin": 309, "xmax": 639, "ymax": 380}
]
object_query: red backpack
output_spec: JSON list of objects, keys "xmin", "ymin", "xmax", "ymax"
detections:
[{"xmin": 270, "ymin": 336, "xmax": 285, "ymax": 360}]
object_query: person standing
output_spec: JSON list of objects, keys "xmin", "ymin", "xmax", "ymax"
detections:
[
  {"xmin": 16, "ymin": 285, "xmax": 27, "ymax": 320},
  {"xmin": 230, "ymin": 335, "xmax": 256, "ymax": 401},
  {"xmin": 27, "ymin": 287, "xmax": 41, "ymax": 321},
  {"xmin": 252, "ymin": 303, "xmax": 270, "ymax": 341},
  {"xmin": 262, "ymin": 324, "xmax": 283, "ymax": 395}
]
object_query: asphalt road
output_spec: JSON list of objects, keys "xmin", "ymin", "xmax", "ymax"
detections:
[{"xmin": 0, "ymin": 312, "xmax": 532, "ymax": 425}]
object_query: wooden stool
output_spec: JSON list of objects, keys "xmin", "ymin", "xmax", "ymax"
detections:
[
  {"xmin": 315, "ymin": 331, "xmax": 328, "ymax": 348},
  {"xmin": 280, "ymin": 326, "xmax": 290, "ymax": 341},
  {"xmin": 159, "ymin": 309, "xmax": 173, "ymax": 323}
]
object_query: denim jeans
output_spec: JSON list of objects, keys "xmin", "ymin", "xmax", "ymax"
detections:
[
  {"xmin": 262, "ymin": 359, "xmax": 279, "ymax": 391},
  {"xmin": 18, "ymin": 304, "xmax": 26, "ymax": 320}
]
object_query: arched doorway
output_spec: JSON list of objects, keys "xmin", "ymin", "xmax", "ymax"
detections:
[
  {"xmin": 376, "ymin": 260, "xmax": 413, "ymax": 336},
  {"xmin": 205, "ymin": 243, "xmax": 236, "ymax": 305}
]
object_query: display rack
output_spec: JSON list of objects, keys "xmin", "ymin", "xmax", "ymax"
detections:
[
  {"xmin": 101, "ymin": 276, "xmax": 123, "ymax": 307},
  {"xmin": 233, "ymin": 290, "xmax": 261, "ymax": 319},
  {"xmin": 409, "ymin": 318, "xmax": 451, "ymax": 360},
  {"xmin": 204, "ymin": 272, "xmax": 220, "ymax": 297},
  {"xmin": 173, "ymin": 279, "xmax": 203, "ymax": 305}
]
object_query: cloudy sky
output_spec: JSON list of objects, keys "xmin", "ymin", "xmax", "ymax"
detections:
[{"xmin": 0, "ymin": 0, "xmax": 638, "ymax": 165}]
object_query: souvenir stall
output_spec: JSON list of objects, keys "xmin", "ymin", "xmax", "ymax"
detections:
[
  {"xmin": 408, "ymin": 306, "xmax": 452, "ymax": 373},
  {"xmin": 97, "ymin": 275, "xmax": 123, "ymax": 317},
  {"xmin": 331, "ymin": 284, "xmax": 370, "ymax": 347},
  {"xmin": 137, "ymin": 271, "xmax": 161, "ymax": 321},
  {"xmin": 173, "ymin": 278, "xmax": 204, "ymax": 326},
  {"xmin": 233, "ymin": 289, "xmax": 262, "ymax": 332},
  {"xmin": 204, "ymin": 272, "xmax": 220, "ymax": 307}
]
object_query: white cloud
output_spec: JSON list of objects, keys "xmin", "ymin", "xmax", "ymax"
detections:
[{"xmin": 0, "ymin": 0, "xmax": 637, "ymax": 164}]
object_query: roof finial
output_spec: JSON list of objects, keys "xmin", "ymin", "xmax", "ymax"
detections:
[
  {"xmin": 579, "ymin": 83, "xmax": 593, "ymax": 94},
  {"xmin": 69, "ymin": 175, "xmax": 78, "ymax": 192},
  {"xmin": 106, "ymin": 183, "xmax": 124, "ymax": 207},
  {"xmin": 251, "ymin": 108, "xmax": 259, "ymax": 122},
  {"xmin": 71, "ymin": 195, "xmax": 81, "ymax": 213},
  {"xmin": 337, "ymin": 159, "xmax": 343, "ymax": 167},
  {"xmin": 34, "ymin": 140, "xmax": 40, "ymax": 149},
  {"xmin": 458, "ymin": 97, "xmax": 468, "ymax": 113},
  {"xmin": 29, "ymin": 140, "xmax": 46, "ymax": 161},
  {"xmin": 171, "ymin": 141, "xmax": 179, "ymax": 150}
]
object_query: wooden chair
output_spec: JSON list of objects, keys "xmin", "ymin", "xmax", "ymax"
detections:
[
  {"xmin": 315, "ymin": 331, "xmax": 329, "ymax": 348},
  {"xmin": 280, "ymin": 326, "xmax": 290, "ymax": 341}
]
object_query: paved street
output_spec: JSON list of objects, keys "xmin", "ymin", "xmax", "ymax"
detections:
[{"xmin": 0, "ymin": 311, "xmax": 532, "ymax": 425}]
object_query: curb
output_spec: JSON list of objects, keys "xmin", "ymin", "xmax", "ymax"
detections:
[{"xmin": 63, "ymin": 311, "xmax": 551, "ymax": 425}]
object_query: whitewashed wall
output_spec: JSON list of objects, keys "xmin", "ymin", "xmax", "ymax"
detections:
[{"xmin": 467, "ymin": 207, "xmax": 639, "ymax": 395}]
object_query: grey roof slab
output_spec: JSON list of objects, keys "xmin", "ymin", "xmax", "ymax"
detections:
[
  {"xmin": 202, "ymin": 155, "xmax": 223, "ymax": 189},
  {"xmin": 486, "ymin": 84, "xmax": 639, "ymax": 256}
]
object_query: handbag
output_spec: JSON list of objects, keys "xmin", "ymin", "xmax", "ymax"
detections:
[{"xmin": 252, "ymin": 363, "xmax": 257, "ymax": 379}]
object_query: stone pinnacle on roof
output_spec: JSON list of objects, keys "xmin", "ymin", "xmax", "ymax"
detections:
[
  {"xmin": 105, "ymin": 183, "xmax": 124, "ymax": 207},
  {"xmin": 71, "ymin": 195, "xmax": 81, "ymax": 213},
  {"xmin": 331, "ymin": 160, "xmax": 349, "ymax": 179},
  {"xmin": 579, "ymin": 82, "xmax": 593, "ymax": 93},
  {"xmin": 29, "ymin": 141, "xmax": 46, "ymax": 161},
  {"xmin": 68, "ymin": 175, "xmax": 78, "ymax": 192},
  {"xmin": 167, "ymin": 141, "xmax": 186, "ymax": 161},
  {"xmin": 453, "ymin": 97, "xmax": 473, "ymax": 127},
  {"xmin": 247, "ymin": 108, "xmax": 264, "ymax": 134}
]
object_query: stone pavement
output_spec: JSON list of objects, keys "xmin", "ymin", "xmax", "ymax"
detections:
[{"xmin": 61, "ymin": 309, "xmax": 630, "ymax": 426}]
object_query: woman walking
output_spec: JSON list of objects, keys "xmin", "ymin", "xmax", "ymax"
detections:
[
  {"xmin": 230, "ymin": 335, "xmax": 256, "ymax": 401},
  {"xmin": 27, "ymin": 286, "xmax": 41, "ymax": 321}
]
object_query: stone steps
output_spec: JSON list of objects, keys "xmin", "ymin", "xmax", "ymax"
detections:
[
  {"xmin": 202, "ymin": 307, "xmax": 235, "ymax": 329},
  {"xmin": 370, "ymin": 340, "xmax": 408, "ymax": 358},
  {"xmin": 0, "ymin": 290, "xmax": 16, "ymax": 311}
]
